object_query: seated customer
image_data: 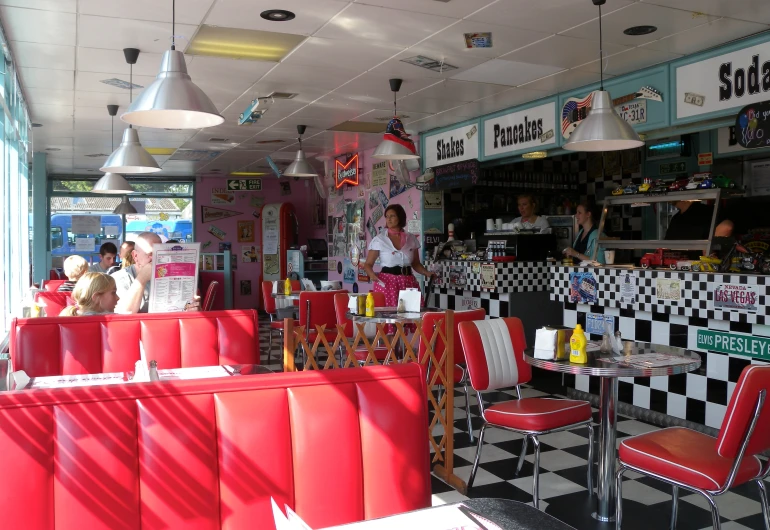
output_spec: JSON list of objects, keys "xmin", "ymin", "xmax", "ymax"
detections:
[
  {"xmin": 88, "ymin": 242, "xmax": 118, "ymax": 273},
  {"xmin": 58, "ymin": 255, "xmax": 89, "ymax": 292},
  {"xmin": 564, "ymin": 200, "xmax": 606, "ymax": 264},
  {"xmin": 59, "ymin": 273, "xmax": 119, "ymax": 316}
]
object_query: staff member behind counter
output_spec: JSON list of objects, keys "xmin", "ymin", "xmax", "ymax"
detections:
[{"xmin": 664, "ymin": 199, "xmax": 756, "ymax": 241}]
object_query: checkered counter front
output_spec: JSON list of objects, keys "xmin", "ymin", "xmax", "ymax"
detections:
[
  {"xmin": 429, "ymin": 260, "xmax": 551, "ymax": 293},
  {"xmin": 549, "ymin": 266, "xmax": 770, "ymax": 325}
]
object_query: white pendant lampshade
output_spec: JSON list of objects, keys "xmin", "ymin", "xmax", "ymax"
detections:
[
  {"xmin": 563, "ymin": 0, "xmax": 643, "ymax": 153},
  {"xmin": 101, "ymin": 127, "xmax": 161, "ymax": 173},
  {"xmin": 283, "ymin": 125, "xmax": 317, "ymax": 177},
  {"xmin": 373, "ymin": 78, "xmax": 420, "ymax": 161},
  {"xmin": 93, "ymin": 173, "xmax": 135, "ymax": 194},
  {"xmin": 113, "ymin": 196, "xmax": 138, "ymax": 214},
  {"xmin": 121, "ymin": 1, "xmax": 223, "ymax": 131},
  {"xmin": 563, "ymin": 91, "xmax": 644, "ymax": 152}
]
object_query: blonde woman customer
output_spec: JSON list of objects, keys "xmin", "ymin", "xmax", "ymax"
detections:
[
  {"xmin": 59, "ymin": 273, "xmax": 120, "ymax": 316},
  {"xmin": 58, "ymin": 255, "xmax": 89, "ymax": 292}
]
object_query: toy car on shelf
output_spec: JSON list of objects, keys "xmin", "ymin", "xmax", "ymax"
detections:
[
  {"xmin": 638, "ymin": 179, "xmax": 652, "ymax": 193},
  {"xmin": 687, "ymin": 174, "xmax": 714, "ymax": 190},
  {"xmin": 612, "ymin": 186, "xmax": 624, "ymax": 196},
  {"xmin": 640, "ymin": 248, "xmax": 688, "ymax": 269},
  {"xmin": 668, "ymin": 178, "xmax": 691, "ymax": 191},
  {"xmin": 691, "ymin": 256, "xmax": 721, "ymax": 272},
  {"xmin": 623, "ymin": 184, "xmax": 638, "ymax": 194},
  {"xmin": 648, "ymin": 180, "xmax": 669, "ymax": 194},
  {"xmin": 675, "ymin": 260, "xmax": 695, "ymax": 271},
  {"xmin": 712, "ymin": 174, "xmax": 736, "ymax": 189}
]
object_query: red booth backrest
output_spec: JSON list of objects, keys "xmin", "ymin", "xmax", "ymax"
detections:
[
  {"xmin": 34, "ymin": 291, "xmax": 72, "ymax": 316},
  {"xmin": 42, "ymin": 280, "xmax": 66, "ymax": 292},
  {"xmin": 10, "ymin": 310, "xmax": 260, "ymax": 377},
  {"xmin": 0, "ymin": 364, "xmax": 430, "ymax": 530}
]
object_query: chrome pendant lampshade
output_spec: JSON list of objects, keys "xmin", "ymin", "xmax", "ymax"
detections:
[
  {"xmin": 121, "ymin": 0, "xmax": 223, "ymax": 129},
  {"xmin": 93, "ymin": 172, "xmax": 135, "ymax": 194},
  {"xmin": 113, "ymin": 196, "xmax": 138, "ymax": 215},
  {"xmin": 283, "ymin": 125, "xmax": 317, "ymax": 177},
  {"xmin": 564, "ymin": 0, "xmax": 643, "ymax": 152},
  {"xmin": 373, "ymin": 79, "xmax": 420, "ymax": 161},
  {"xmin": 102, "ymin": 49, "xmax": 161, "ymax": 174}
]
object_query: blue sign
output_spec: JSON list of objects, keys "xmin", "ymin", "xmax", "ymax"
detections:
[{"xmin": 586, "ymin": 314, "xmax": 615, "ymax": 336}]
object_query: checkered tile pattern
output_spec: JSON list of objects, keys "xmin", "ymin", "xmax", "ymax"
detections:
[
  {"xmin": 432, "ymin": 260, "xmax": 551, "ymax": 293},
  {"xmin": 430, "ymin": 381, "xmax": 770, "ymax": 530},
  {"xmin": 550, "ymin": 266, "xmax": 770, "ymax": 325},
  {"xmin": 255, "ymin": 314, "xmax": 767, "ymax": 529}
]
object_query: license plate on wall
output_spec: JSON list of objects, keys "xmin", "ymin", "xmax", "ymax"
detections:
[{"xmin": 614, "ymin": 100, "xmax": 647, "ymax": 125}]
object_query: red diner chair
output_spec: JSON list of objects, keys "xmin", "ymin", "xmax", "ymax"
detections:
[
  {"xmin": 419, "ymin": 308, "xmax": 486, "ymax": 444},
  {"xmin": 202, "ymin": 281, "xmax": 219, "ymax": 311},
  {"xmin": 458, "ymin": 317, "xmax": 594, "ymax": 509},
  {"xmin": 261, "ymin": 280, "xmax": 298, "ymax": 363},
  {"xmin": 333, "ymin": 292, "xmax": 389, "ymax": 363},
  {"xmin": 616, "ymin": 365, "xmax": 770, "ymax": 530},
  {"xmin": 299, "ymin": 290, "xmax": 347, "ymax": 365}
]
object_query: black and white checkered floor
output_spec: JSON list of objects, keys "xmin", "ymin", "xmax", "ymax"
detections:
[{"xmin": 257, "ymin": 316, "xmax": 769, "ymax": 530}]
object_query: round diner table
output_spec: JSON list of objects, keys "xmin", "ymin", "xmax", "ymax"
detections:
[
  {"xmin": 271, "ymin": 292, "xmax": 301, "ymax": 301},
  {"xmin": 346, "ymin": 306, "xmax": 437, "ymax": 324},
  {"xmin": 524, "ymin": 342, "xmax": 701, "ymax": 523}
]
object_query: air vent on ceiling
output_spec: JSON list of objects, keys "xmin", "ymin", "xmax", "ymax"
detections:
[
  {"xmin": 401, "ymin": 55, "xmax": 457, "ymax": 73},
  {"xmin": 100, "ymin": 78, "xmax": 143, "ymax": 90},
  {"xmin": 267, "ymin": 91, "xmax": 298, "ymax": 99},
  {"xmin": 208, "ymin": 137, "xmax": 230, "ymax": 142},
  {"xmin": 85, "ymin": 153, "xmax": 110, "ymax": 158}
]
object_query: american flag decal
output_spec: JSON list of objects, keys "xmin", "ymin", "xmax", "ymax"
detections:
[{"xmin": 561, "ymin": 93, "xmax": 594, "ymax": 137}]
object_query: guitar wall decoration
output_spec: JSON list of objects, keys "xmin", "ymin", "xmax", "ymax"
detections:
[{"xmin": 561, "ymin": 86, "xmax": 662, "ymax": 139}]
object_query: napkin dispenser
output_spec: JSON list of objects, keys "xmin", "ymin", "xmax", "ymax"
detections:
[
  {"xmin": 533, "ymin": 326, "xmax": 573, "ymax": 360},
  {"xmin": 397, "ymin": 288, "xmax": 421, "ymax": 312}
]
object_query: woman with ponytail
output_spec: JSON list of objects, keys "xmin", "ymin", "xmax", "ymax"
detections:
[{"xmin": 59, "ymin": 273, "xmax": 120, "ymax": 316}]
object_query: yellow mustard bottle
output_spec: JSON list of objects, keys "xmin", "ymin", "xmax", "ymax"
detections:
[
  {"xmin": 570, "ymin": 324, "xmax": 588, "ymax": 364},
  {"xmin": 365, "ymin": 292, "xmax": 375, "ymax": 317},
  {"xmin": 284, "ymin": 277, "xmax": 292, "ymax": 295}
]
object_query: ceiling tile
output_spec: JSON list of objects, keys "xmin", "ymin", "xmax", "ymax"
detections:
[
  {"xmin": 395, "ymin": 95, "xmax": 467, "ymax": 115},
  {"xmin": 265, "ymin": 63, "xmax": 360, "ymax": 92},
  {"xmin": 413, "ymin": 20, "xmax": 551, "ymax": 59},
  {"xmin": 424, "ymin": 88, "xmax": 550, "ymax": 124},
  {"xmin": 562, "ymin": 3, "xmax": 719, "ymax": 47},
  {"xmin": 28, "ymin": 103, "xmax": 74, "ymax": 122},
  {"xmin": 576, "ymin": 47, "xmax": 683, "ymax": 76},
  {"xmin": 500, "ymin": 35, "xmax": 630, "ymax": 69},
  {"xmin": 18, "ymin": 67, "xmax": 74, "ymax": 90},
  {"xmin": 79, "ymin": 0, "xmax": 215, "ymax": 25},
  {"xmin": 8, "ymin": 42, "xmax": 75, "ymax": 70},
  {"xmin": 518, "ymin": 69, "xmax": 610, "ymax": 94},
  {"xmin": 204, "ymin": 0, "xmax": 348, "ymax": 35},
  {"xmin": 370, "ymin": 51, "xmax": 490, "ymax": 81},
  {"xmin": 0, "ymin": 0, "xmax": 75, "ymax": 11},
  {"xmin": 24, "ymin": 88, "xmax": 74, "ymax": 107},
  {"xmin": 75, "ymin": 71, "xmax": 157, "ymax": 94},
  {"xmin": 354, "ymin": 0, "xmax": 495, "ymax": 18},
  {"xmin": 640, "ymin": 17, "xmax": 769, "ymax": 55},
  {"xmin": 74, "ymin": 91, "xmax": 131, "ymax": 108},
  {"xmin": 77, "ymin": 15, "xmax": 198, "ymax": 53},
  {"xmin": 77, "ymin": 47, "xmax": 164, "ymax": 77},
  {"xmin": 315, "ymin": 3, "xmax": 459, "ymax": 47},
  {"xmin": 0, "ymin": 6, "xmax": 76, "ymax": 46},
  {"xmin": 332, "ymin": 73, "xmax": 440, "ymax": 105},
  {"xmin": 409, "ymin": 80, "xmax": 513, "ymax": 101},
  {"xmin": 451, "ymin": 59, "xmax": 564, "ymax": 87},
  {"xmin": 283, "ymin": 37, "xmax": 404, "ymax": 71},
  {"xmin": 641, "ymin": 0, "xmax": 770, "ymax": 25},
  {"xmin": 467, "ymin": 0, "xmax": 635, "ymax": 34}
]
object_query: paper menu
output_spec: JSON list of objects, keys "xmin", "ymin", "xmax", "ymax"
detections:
[
  {"xmin": 600, "ymin": 353, "xmax": 695, "ymax": 368},
  {"xmin": 148, "ymin": 242, "xmax": 200, "ymax": 313}
]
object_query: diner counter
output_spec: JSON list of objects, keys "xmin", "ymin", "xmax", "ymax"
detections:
[
  {"xmin": 429, "ymin": 259, "xmax": 551, "ymax": 293},
  {"xmin": 548, "ymin": 264, "xmax": 770, "ymax": 430}
]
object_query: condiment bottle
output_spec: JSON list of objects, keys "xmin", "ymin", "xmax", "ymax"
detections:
[
  {"xmin": 149, "ymin": 360, "xmax": 160, "ymax": 381},
  {"xmin": 284, "ymin": 277, "xmax": 292, "ymax": 295},
  {"xmin": 365, "ymin": 292, "xmax": 375, "ymax": 317},
  {"xmin": 357, "ymin": 294, "xmax": 366, "ymax": 315},
  {"xmin": 570, "ymin": 324, "xmax": 588, "ymax": 364}
]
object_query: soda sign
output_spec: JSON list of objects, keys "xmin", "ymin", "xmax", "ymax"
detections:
[{"xmin": 713, "ymin": 283, "xmax": 758, "ymax": 313}]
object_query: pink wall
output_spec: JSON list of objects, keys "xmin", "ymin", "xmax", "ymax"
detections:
[
  {"xmin": 195, "ymin": 176, "xmax": 325, "ymax": 309},
  {"xmin": 326, "ymin": 145, "xmax": 422, "ymax": 294}
]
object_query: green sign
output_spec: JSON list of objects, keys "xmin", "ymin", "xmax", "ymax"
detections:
[
  {"xmin": 696, "ymin": 330, "xmax": 770, "ymax": 361},
  {"xmin": 659, "ymin": 162, "xmax": 687, "ymax": 175},
  {"xmin": 227, "ymin": 178, "xmax": 262, "ymax": 191}
]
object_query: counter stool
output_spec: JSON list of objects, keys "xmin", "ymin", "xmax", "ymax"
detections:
[
  {"xmin": 458, "ymin": 317, "xmax": 594, "ymax": 510},
  {"xmin": 616, "ymin": 365, "xmax": 770, "ymax": 530},
  {"xmin": 261, "ymin": 281, "xmax": 297, "ymax": 363}
]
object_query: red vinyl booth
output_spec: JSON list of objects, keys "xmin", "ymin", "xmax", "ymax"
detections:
[
  {"xmin": 34, "ymin": 291, "xmax": 72, "ymax": 316},
  {"xmin": 10, "ymin": 310, "xmax": 260, "ymax": 377},
  {"xmin": 0, "ymin": 363, "xmax": 431, "ymax": 530},
  {"xmin": 41, "ymin": 280, "xmax": 66, "ymax": 292}
]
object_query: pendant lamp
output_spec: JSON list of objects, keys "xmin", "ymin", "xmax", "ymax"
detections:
[
  {"xmin": 283, "ymin": 125, "xmax": 317, "ymax": 177},
  {"xmin": 102, "ymin": 49, "xmax": 161, "ymax": 173},
  {"xmin": 113, "ymin": 196, "xmax": 138, "ymax": 215},
  {"xmin": 564, "ymin": 0, "xmax": 644, "ymax": 152},
  {"xmin": 94, "ymin": 105, "xmax": 136, "ymax": 193},
  {"xmin": 372, "ymin": 79, "xmax": 420, "ymax": 160},
  {"xmin": 121, "ymin": 0, "xmax": 223, "ymax": 129}
]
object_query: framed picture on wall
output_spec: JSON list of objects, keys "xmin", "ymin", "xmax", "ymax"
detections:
[{"xmin": 237, "ymin": 220, "xmax": 255, "ymax": 242}]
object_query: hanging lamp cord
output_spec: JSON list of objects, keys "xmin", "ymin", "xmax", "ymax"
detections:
[
  {"xmin": 393, "ymin": 90, "xmax": 397, "ymax": 117},
  {"xmin": 599, "ymin": 4, "xmax": 604, "ymax": 90},
  {"xmin": 171, "ymin": 0, "xmax": 176, "ymax": 51},
  {"xmin": 128, "ymin": 61, "xmax": 134, "ymax": 129}
]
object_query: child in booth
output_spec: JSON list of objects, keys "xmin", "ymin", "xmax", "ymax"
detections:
[
  {"xmin": 58, "ymin": 255, "xmax": 89, "ymax": 292},
  {"xmin": 59, "ymin": 273, "xmax": 120, "ymax": 316}
]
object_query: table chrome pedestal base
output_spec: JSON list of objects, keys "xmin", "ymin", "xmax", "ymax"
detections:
[
  {"xmin": 596, "ymin": 377, "xmax": 618, "ymax": 522},
  {"xmin": 591, "ymin": 512, "xmax": 615, "ymax": 523}
]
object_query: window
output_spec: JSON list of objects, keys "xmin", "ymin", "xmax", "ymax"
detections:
[{"xmin": 51, "ymin": 227, "xmax": 63, "ymax": 249}]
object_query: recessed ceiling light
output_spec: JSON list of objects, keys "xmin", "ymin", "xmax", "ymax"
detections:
[
  {"xmin": 230, "ymin": 171, "xmax": 268, "ymax": 176},
  {"xmin": 623, "ymin": 25, "xmax": 657, "ymax": 36},
  {"xmin": 260, "ymin": 9, "xmax": 296, "ymax": 22},
  {"xmin": 187, "ymin": 25, "xmax": 305, "ymax": 62}
]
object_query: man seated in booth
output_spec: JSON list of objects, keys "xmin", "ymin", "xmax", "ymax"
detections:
[
  {"xmin": 88, "ymin": 242, "xmax": 118, "ymax": 273},
  {"xmin": 113, "ymin": 232, "xmax": 200, "ymax": 314}
]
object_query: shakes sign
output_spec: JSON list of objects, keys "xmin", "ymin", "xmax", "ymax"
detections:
[
  {"xmin": 676, "ymin": 39, "xmax": 770, "ymax": 120},
  {"xmin": 424, "ymin": 122, "xmax": 479, "ymax": 168},
  {"xmin": 483, "ymin": 101, "xmax": 557, "ymax": 158}
]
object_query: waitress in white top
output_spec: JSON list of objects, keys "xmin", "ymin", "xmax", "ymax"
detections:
[
  {"xmin": 363, "ymin": 204, "xmax": 435, "ymax": 307},
  {"xmin": 512, "ymin": 194, "xmax": 551, "ymax": 233}
]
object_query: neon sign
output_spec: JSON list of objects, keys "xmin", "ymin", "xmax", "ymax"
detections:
[{"xmin": 335, "ymin": 153, "xmax": 359, "ymax": 188}]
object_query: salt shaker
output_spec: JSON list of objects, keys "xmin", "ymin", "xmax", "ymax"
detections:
[
  {"xmin": 397, "ymin": 298, "xmax": 406, "ymax": 313},
  {"xmin": 149, "ymin": 360, "xmax": 160, "ymax": 382}
]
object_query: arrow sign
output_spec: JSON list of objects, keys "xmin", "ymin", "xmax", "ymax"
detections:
[
  {"xmin": 201, "ymin": 206, "xmax": 244, "ymax": 223},
  {"xmin": 227, "ymin": 178, "xmax": 262, "ymax": 191}
]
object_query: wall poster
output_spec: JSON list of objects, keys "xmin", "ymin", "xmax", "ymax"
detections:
[
  {"xmin": 371, "ymin": 161, "xmax": 388, "ymax": 187},
  {"xmin": 620, "ymin": 270, "xmax": 638, "ymax": 304},
  {"xmin": 655, "ymin": 278, "xmax": 681, "ymax": 301},
  {"xmin": 569, "ymin": 272, "xmax": 598, "ymax": 304},
  {"xmin": 712, "ymin": 282, "xmax": 758, "ymax": 313},
  {"xmin": 237, "ymin": 220, "xmax": 255, "ymax": 242},
  {"xmin": 480, "ymin": 263, "xmax": 496, "ymax": 290}
]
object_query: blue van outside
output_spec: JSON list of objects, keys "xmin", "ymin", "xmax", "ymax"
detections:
[
  {"xmin": 125, "ymin": 219, "xmax": 193, "ymax": 242},
  {"xmin": 50, "ymin": 214, "xmax": 123, "ymax": 266}
]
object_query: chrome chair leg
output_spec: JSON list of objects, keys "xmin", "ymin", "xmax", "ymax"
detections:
[
  {"xmin": 464, "ymin": 378, "xmax": 474, "ymax": 444},
  {"xmin": 700, "ymin": 491, "xmax": 721, "ymax": 530},
  {"xmin": 268, "ymin": 328, "xmax": 273, "ymax": 363},
  {"xmin": 515, "ymin": 435, "xmax": 529, "ymax": 477},
  {"xmin": 616, "ymin": 465, "xmax": 626, "ymax": 530},
  {"xmin": 467, "ymin": 423, "xmax": 487, "ymax": 489},
  {"xmin": 756, "ymin": 479, "xmax": 769, "ymax": 530},
  {"xmin": 670, "ymin": 485, "xmax": 679, "ymax": 530},
  {"xmin": 587, "ymin": 423, "xmax": 594, "ymax": 496},
  {"xmin": 532, "ymin": 436, "xmax": 542, "ymax": 510}
]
